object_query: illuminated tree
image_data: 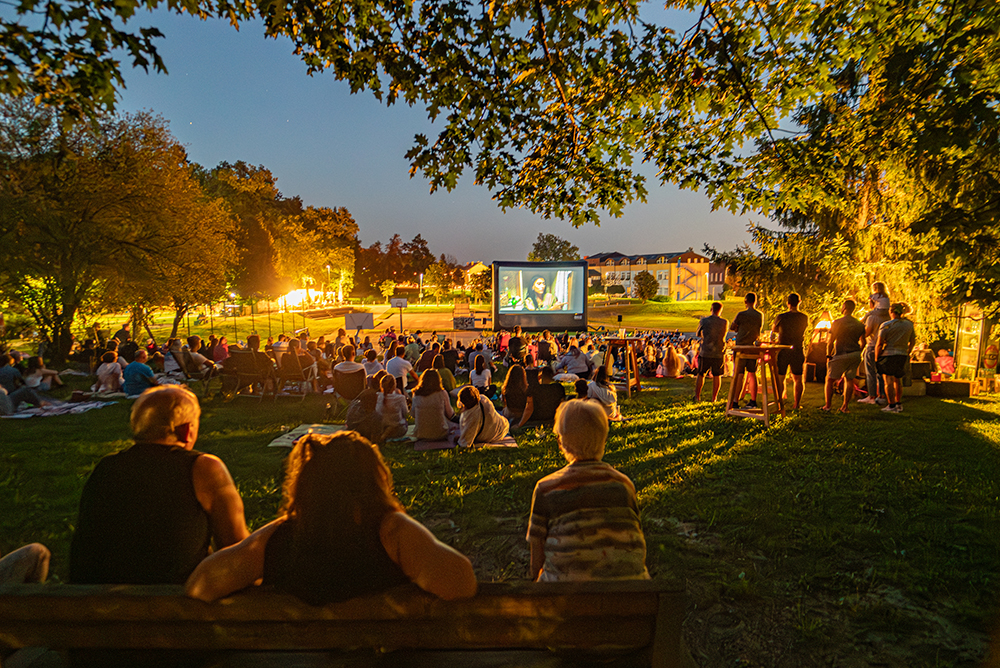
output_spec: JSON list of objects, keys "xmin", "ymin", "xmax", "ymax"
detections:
[
  {"xmin": 0, "ymin": 98, "xmax": 229, "ymax": 361},
  {"xmin": 632, "ymin": 271, "xmax": 659, "ymax": 303}
]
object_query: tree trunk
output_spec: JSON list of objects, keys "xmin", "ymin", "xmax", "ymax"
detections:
[{"xmin": 169, "ymin": 302, "xmax": 189, "ymax": 339}]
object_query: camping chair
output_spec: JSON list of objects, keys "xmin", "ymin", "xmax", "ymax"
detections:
[
  {"xmin": 222, "ymin": 351, "xmax": 269, "ymax": 401},
  {"xmin": 330, "ymin": 368, "xmax": 366, "ymax": 421},
  {"xmin": 277, "ymin": 351, "xmax": 313, "ymax": 401},
  {"xmin": 178, "ymin": 349, "xmax": 216, "ymax": 398}
]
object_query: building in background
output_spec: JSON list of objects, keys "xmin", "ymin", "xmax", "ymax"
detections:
[{"xmin": 584, "ymin": 249, "xmax": 713, "ymax": 301}]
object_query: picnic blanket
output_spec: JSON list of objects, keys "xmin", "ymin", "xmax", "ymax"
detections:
[
  {"xmin": 1, "ymin": 401, "xmax": 116, "ymax": 419},
  {"xmin": 267, "ymin": 423, "xmax": 345, "ymax": 448},
  {"xmin": 412, "ymin": 424, "xmax": 518, "ymax": 451}
]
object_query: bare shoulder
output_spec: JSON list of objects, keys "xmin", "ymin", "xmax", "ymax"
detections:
[{"xmin": 191, "ymin": 453, "xmax": 236, "ymax": 489}]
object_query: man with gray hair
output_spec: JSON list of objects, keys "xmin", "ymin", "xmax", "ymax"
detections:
[{"xmin": 70, "ymin": 385, "xmax": 248, "ymax": 584}]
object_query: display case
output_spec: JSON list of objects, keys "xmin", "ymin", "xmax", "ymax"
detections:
[{"xmin": 953, "ymin": 303, "xmax": 998, "ymax": 381}]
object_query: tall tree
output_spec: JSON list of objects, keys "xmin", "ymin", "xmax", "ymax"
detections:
[
  {"xmin": 422, "ymin": 260, "xmax": 454, "ymax": 304},
  {"xmin": 632, "ymin": 271, "xmax": 659, "ymax": 303},
  {"xmin": 528, "ymin": 233, "xmax": 580, "ymax": 262},
  {"xmin": 0, "ymin": 98, "xmax": 228, "ymax": 362},
  {"xmin": 203, "ymin": 161, "xmax": 300, "ymax": 298}
]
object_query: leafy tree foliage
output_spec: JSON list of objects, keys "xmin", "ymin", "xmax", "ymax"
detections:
[
  {"xmin": 355, "ymin": 233, "xmax": 437, "ymax": 295},
  {"xmin": 379, "ymin": 280, "xmax": 396, "ymax": 303},
  {"xmin": 468, "ymin": 271, "xmax": 491, "ymax": 304},
  {"xmin": 6, "ymin": 0, "xmax": 1000, "ymax": 311},
  {"xmin": 527, "ymin": 233, "xmax": 580, "ymax": 262},
  {"xmin": 0, "ymin": 98, "xmax": 229, "ymax": 361},
  {"xmin": 422, "ymin": 260, "xmax": 454, "ymax": 303},
  {"xmin": 632, "ymin": 270, "xmax": 659, "ymax": 303}
]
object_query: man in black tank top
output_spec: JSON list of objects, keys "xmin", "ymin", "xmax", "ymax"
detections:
[{"xmin": 71, "ymin": 386, "xmax": 248, "ymax": 584}]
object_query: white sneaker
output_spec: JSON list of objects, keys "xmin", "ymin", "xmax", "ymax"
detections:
[
  {"xmin": 857, "ymin": 397, "xmax": 876, "ymax": 404},
  {"xmin": 881, "ymin": 404, "xmax": 901, "ymax": 413}
]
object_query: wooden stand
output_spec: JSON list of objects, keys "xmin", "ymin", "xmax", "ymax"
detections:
[
  {"xmin": 604, "ymin": 338, "xmax": 643, "ymax": 397},
  {"xmin": 725, "ymin": 344, "xmax": 792, "ymax": 426}
]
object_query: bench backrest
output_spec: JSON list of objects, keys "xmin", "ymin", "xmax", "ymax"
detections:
[{"xmin": 0, "ymin": 581, "xmax": 690, "ymax": 666}]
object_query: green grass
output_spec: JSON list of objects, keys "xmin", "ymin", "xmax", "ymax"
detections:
[
  {"xmin": 589, "ymin": 299, "xmax": 725, "ymax": 331},
  {"xmin": 2, "ymin": 375, "xmax": 999, "ymax": 665}
]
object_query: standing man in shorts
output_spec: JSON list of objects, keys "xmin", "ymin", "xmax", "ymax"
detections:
[
  {"xmin": 771, "ymin": 293, "xmax": 809, "ymax": 410},
  {"xmin": 694, "ymin": 302, "xmax": 728, "ymax": 402},
  {"xmin": 875, "ymin": 303, "xmax": 916, "ymax": 413},
  {"xmin": 822, "ymin": 299, "xmax": 867, "ymax": 413},
  {"xmin": 730, "ymin": 293, "xmax": 763, "ymax": 409}
]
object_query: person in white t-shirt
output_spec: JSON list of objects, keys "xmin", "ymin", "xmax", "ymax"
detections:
[{"xmin": 385, "ymin": 344, "xmax": 417, "ymax": 391}]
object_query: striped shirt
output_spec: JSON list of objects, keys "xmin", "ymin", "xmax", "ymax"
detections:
[{"xmin": 527, "ymin": 460, "xmax": 649, "ymax": 582}]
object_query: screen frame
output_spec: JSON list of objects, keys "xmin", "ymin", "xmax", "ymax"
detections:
[{"xmin": 491, "ymin": 260, "xmax": 589, "ymax": 332}]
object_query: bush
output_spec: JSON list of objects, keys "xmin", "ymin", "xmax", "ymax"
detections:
[
  {"xmin": 607, "ymin": 285, "xmax": 626, "ymax": 295},
  {"xmin": 651, "ymin": 295, "xmax": 675, "ymax": 303}
]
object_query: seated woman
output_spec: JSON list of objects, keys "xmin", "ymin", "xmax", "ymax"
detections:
[
  {"xmin": 432, "ymin": 355, "xmax": 457, "ymax": 393},
  {"xmin": 376, "ymin": 375, "xmax": 409, "ymax": 441},
  {"xmin": 411, "ymin": 369, "xmax": 455, "ymax": 441},
  {"xmin": 457, "ymin": 386, "xmax": 510, "ymax": 448},
  {"xmin": 501, "ymin": 364, "xmax": 531, "ymax": 424},
  {"xmin": 587, "ymin": 367, "xmax": 623, "ymax": 421},
  {"xmin": 346, "ymin": 389, "xmax": 383, "ymax": 445},
  {"xmin": 23, "ymin": 356, "xmax": 64, "ymax": 392},
  {"xmin": 93, "ymin": 351, "xmax": 124, "ymax": 392},
  {"xmin": 185, "ymin": 431, "xmax": 476, "ymax": 604},
  {"xmin": 469, "ymin": 354, "xmax": 495, "ymax": 399}
]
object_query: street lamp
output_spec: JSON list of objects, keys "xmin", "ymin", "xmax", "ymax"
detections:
[
  {"xmin": 419, "ymin": 273, "xmax": 423, "ymax": 303},
  {"xmin": 230, "ymin": 292, "xmax": 238, "ymax": 341}
]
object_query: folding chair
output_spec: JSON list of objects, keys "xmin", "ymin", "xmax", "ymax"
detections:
[
  {"xmin": 331, "ymin": 368, "xmax": 366, "ymax": 421},
  {"xmin": 277, "ymin": 352, "xmax": 313, "ymax": 401},
  {"xmin": 178, "ymin": 349, "xmax": 216, "ymax": 398}
]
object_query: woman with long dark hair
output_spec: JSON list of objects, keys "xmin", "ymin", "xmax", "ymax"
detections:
[
  {"xmin": 412, "ymin": 369, "xmax": 455, "ymax": 441},
  {"xmin": 185, "ymin": 432, "xmax": 476, "ymax": 604},
  {"xmin": 501, "ymin": 364, "xmax": 531, "ymax": 424},
  {"xmin": 523, "ymin": 275, "xmax": 559, "ymax": 311}
]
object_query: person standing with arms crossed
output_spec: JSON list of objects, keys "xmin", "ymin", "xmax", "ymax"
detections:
[
  {"xmin": 730, "ymin": 293, "xmax": 763, "ymax": 410},
  {"xmin": 694, "ymin": 302, "xmax": 728, "ymax": 403},
  {"xmin": 771, "ymin": 293, "xmax": 809, "ymax": 410}
]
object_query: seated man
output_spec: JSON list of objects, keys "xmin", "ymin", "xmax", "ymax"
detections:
[
  {"xmin": 530, "ymin": 366, "xmax": 566, "ymax": 422},
  {"xmin": 0, "ymin": 353, "xmax": 44, "ymax": 407},
  {"xmin": 333, "ymin": 344, "xmax": 366, "ymax": 374},
  {"xmin": 527, "ymin": 399, "xmax": 648, "ymax": 582},
  {"xmin": 70, "ymin": 385, "xmax": 248, "ymax": 584},
  {"xmin": 187, "ymin": 335, "xmax": 218, "ymax": 375},
  {"xmin": 122, "ymin": 349, "xmax": 159, "ymax": 397}
]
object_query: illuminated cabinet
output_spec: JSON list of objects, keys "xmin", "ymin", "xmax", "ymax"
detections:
[{"xmin": 953, "ymin": 303, "xmax": 998, "ymax": 381}]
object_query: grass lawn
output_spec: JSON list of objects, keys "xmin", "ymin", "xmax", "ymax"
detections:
[
  {"xmin": 589, "ymin": 299, "xmax": 727, "ymax": 332},
  {"xmin": 2, "ymin": 373, "xmax": 999, "ymax": 665}
]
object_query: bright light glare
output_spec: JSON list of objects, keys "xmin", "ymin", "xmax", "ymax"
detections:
[
  {"xmin": 281, "ymin": 288, "xmax": 310, "ymax": 309},
  {"xmin": 815, "ymin": 320, "xmax": 832, "ymax": 330}
]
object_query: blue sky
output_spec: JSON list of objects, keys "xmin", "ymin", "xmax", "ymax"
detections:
[{"xmin": 117, "ymin": 10, "xmax": 758, "ymax": 264}]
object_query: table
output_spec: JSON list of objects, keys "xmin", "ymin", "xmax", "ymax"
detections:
[
  {"xmin": 726, "ymin": 344, "xmax": 793, "ymax": 426},
  {"xmin": 603, "ymin": 338, "xmax": 643, "ymax": 397}
]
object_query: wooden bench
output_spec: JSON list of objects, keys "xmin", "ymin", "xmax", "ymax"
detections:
[{"xmin": 0, "ymin": 581, "xmax": 695, "ymax": 667}]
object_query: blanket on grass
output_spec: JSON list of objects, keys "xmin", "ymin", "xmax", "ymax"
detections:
[{"xmin": 267, "ymin": 423, "xmax": 345, "ymax": 448}]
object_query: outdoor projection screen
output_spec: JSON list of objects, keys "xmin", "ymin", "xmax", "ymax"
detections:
[{"xmin": 492, "ymin": 261, "xmax": 588, "ymax": 331}]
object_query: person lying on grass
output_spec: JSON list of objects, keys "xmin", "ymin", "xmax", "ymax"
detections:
[
  {"xmin": 185, "ymin": 431, "xmax": 477, "ymax": 604},
  {"xmin": 527, "ymin": 399, "xmax": 649, "ymax": 582}
]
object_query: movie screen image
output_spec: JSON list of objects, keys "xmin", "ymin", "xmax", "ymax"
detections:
[{"xmin": 494, "ymin": 260, "xmax": 587, "ymax": 315}]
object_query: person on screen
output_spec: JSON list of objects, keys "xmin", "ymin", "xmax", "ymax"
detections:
[{"xmin": 524, "ymin": 275, "xmax": 563, "ymax": 311}]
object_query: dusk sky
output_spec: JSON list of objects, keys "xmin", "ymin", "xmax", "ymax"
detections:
[{"xmin": 117, "ymin": 9, "xmax": 760, "ymax": 264}]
